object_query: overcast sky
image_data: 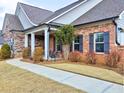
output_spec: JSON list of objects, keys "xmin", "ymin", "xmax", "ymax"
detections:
[{"xmin": 0, "ymin": 0, "xmax": 77, "ymax": 30}]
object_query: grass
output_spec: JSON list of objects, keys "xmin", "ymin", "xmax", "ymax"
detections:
[
  {"xmin": 45, "ymin": 63, "xmax": 124, "ymax": 85},
  {"xmin": 0, "ymin": 62, "xmax": 86, "ymax": 93}
]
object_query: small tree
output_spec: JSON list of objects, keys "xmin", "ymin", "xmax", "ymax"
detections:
[
  {"xmin": 55, "ymin": 25, "xmax": 75, "ymax": 60},
  {"xmin": 1, "ymin": 44, "xmax": 11, "ymax": 59}
]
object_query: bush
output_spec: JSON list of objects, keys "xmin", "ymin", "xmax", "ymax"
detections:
[
  {"xmin": 117, "ymin": 62, "xmax": 124, "ymax": 75},
  {"xmin": 68, "ymin": 51, "xmax": 83, "ymax": 62},
  {"xmin": 0, "ymin": 49, "xmax": 2, "ymax": 60},
  {"xmin": 105, "ymin": 51, "xmax": 121, "ymax": 67},
  {"xmin": 86, "ymin": 52, "xmax": 96, "ymax": 64},
  {"xmin": 1, "ymin": 44, "xmax": 11, "ymax": 59},
  {"xmin": 22, "ymin": 47, "xmax": 31, "ymax": 59},
  {"xmin": 33, "ymin": 47, "xmax": 43, "ymax": 63}
]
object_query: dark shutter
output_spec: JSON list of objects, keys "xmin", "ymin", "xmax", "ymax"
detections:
[
  {"xmin": 89, "ymin": 33, "xmax": 94, "ymax": 52},
  {"xmin": 79, "ymin": 35, "xmax": 83, "ymax": 52},
  {"xmin": 104, "ymin": 32, "xmax": 109, "ymax": 54},
  {"xmin": 53, "ymin": 37, "xmax": 56, "ymax": 51},
  {"xmin": 60, "ymin": 40, "xmax": 62, "ymax": 52},
  {"xmin": 70, "ymin": 42, "xmax": 72, "ymax": 52}
]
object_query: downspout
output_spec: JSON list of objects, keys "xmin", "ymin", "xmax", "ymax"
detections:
[{"xmin": 112, "ymin": 18, "xmax": 120, "ymax": 45}]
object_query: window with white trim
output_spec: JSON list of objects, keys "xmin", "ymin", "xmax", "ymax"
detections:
[
  {"xmin": 56, "ymin": 42, "xmax": 61, "ymax": 51},
  {"xmin": 74, "ymin": 36, "xmax": 80, "ymax": 51},
  {"xmin": 94, "ymin": 32, "xmax": 104, "ymax": 52}
]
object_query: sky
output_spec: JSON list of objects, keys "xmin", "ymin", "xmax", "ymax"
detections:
[{"xmin": 0, "ymin": 0, "xmax": 77, "ymax": 30}]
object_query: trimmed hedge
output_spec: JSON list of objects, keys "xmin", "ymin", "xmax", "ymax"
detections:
[{"xmin": 1, "ymin": 44, "xmax": 11, "ymax": 59}]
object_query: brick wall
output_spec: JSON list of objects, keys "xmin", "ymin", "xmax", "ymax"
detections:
[{"xmin": 75, "ymin": 20, "xmax": 124, "ymax": 63}]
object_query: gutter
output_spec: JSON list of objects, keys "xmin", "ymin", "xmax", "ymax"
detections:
[
  {"xmin": 73, "ymin": 16, "xmax": 119, "ymax": 27},
  {"xmin": 10, "ymin": 22, "xmax": 62, "ymax": 33}
]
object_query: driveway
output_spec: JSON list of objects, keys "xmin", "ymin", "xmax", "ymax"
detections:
[{"xmin": 6, "ymin": 59, "xmax": 124, "ymax": 93}]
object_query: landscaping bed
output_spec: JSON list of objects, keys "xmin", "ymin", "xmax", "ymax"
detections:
[{"xmin": 0, "ymin": 62, "xmax": 86, "ymax": 93}]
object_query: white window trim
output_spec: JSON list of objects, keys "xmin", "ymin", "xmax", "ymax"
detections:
[
  {"xmin": 73, "ymin": 36, "xmax": 80, "ymax": 51},
  {"xmin": 56, "ymin": 42, "xmax": 61, "ymax": 52},
  {"xmin": 94, "ymin": 32, "xmax": 104, "ymax": 54}
]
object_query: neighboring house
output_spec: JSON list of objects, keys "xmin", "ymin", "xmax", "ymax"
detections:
[{"xmin": 2, "ymin": 0, "xmax": 124, "ymax": 62}]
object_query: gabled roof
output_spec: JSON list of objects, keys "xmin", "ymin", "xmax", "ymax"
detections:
[
  {"xmin": 19, "ymin": 3, "xmax": 54, "ymax": 24},
  {"xmin": 72, "ymin": 0, "xmax": 124, "ymax": 25},
  {"xmin": 42, "ymin": 0, "xmax": 84, "ymax": 23},
  {"xmin": 4, "ymin": 14, "xmax": 24, "ymax": 30}
]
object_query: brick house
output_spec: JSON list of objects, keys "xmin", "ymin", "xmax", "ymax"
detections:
[{"xmin": 2, "ymin": 0, "xmax": 124, "ymax": 62}]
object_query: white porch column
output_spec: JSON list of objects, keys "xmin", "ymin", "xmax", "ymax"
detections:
[
  {"xmin": 72, "ymin": 40, "xmax": 75, "ymax": 52},
  {"xmin": 31, "ymin": 32, "xmax": 35, "ymax": 56},
  {"xmin": 44, "ymin": 28, "xmax": 49, "ymax": 60},
  {"xmin": 24, "ymin": 34, "xmax": 28, "ymax": 48}
]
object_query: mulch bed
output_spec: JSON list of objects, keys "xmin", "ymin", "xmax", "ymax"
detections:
[{"xmin": 21, "ymin": 59, "xmax": 124, "ymax": 76}]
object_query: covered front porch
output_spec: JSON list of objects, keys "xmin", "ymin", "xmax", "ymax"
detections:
[{"xmin": 24, "ymin": 25, "xmax": 62, "ymax": 60}]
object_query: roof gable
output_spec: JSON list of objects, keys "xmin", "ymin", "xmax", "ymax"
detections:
[
  {"xmin": 19, "ymin": 3, "xmax": 54, "ymax": 24},
  {"xmin": 2, "ymin": 14, "xmax": 23, "ymax": 31}
]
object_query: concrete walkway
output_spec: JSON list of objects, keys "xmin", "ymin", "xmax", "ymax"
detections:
[{"xmin": 6, "ymin": 59, "xmax": 124, "ymax": 93}]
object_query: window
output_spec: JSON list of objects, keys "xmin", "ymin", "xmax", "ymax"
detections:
[
  {"xmin": 74, "ymin": 36, "xmax": 80, "ymax": 51},
  {"xmin": 94, "ymin": 33, "xmax": 104, "ymax": 52},
  {"xmin": 56, "ymin": 41, "xmax": 61, "ymax": 51}
]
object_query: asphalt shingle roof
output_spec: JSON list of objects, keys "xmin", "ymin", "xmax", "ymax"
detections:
[
  {"xmin": 19, "ymin": 3, "xmax": 54, "ymax": 24},
  {"xmin": 42, "ymin": 0, "xmax": 84, "ymax": 23},
  {"xmin": 72, "ymin": 0, "xmax": 124, "ymax": 25},
  {"xmin": 5, "ymin": 14, "xmax": 24, "ymax": 30}
]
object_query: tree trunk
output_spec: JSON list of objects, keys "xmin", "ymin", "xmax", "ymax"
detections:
[{"xmin": 63, "ymin": 44, "xmax": 70, "ymax": 60}]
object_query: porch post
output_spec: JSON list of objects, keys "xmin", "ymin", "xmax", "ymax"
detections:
[
  {"xmin": 44, "ymin": 28, "xmax": 49, "ymax": 60},
  {"xmin": 31, "ymin": 32, "xmax": 35, "ymax": 56},
  {"xmin": 72, "ymin": 40, "xmax": 74, "ymax": 52},
  {"xmin": 24, "ymin": 34, "xmax": 28, "ymax": 48}
]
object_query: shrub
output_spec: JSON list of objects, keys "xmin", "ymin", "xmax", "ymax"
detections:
[
  {"xmin": 105, "ymin": 51, "xmax": 121, "ymax": 67},
  {"xmin": 22, "ymin": 47, "xmax": 31, "ymax": 59},
  {"xmin": 68, "ymin": 51, "xmax": 83, "ymax": 62},
  {"xmin": 0, "ymin": 49, "xmax": 2, "ymax": 60},
  {"xmin": 117, "ymin": 62, "xmax": 124, "ymax": 75},
  {"xmin": 86, "ymin": 52, "xmax": 96, "ymax": 64},
  {"xmin": 1, "ymin": 44, "xmax": 11, "ymax": 59},
  {"xmin": 33, "ymin": 47, "xmax": 43, "ymax": 63}
]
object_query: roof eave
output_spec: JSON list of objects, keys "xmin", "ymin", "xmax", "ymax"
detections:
[{"xmin": 73, "ymin": 16, "xmax": 119, "ymax": 27}]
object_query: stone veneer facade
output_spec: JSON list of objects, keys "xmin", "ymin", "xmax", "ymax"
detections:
[
  {"xmin": 75, "ymin": 20, "xmax": 124, "ymax": 63},
  {"xmin": 13, "ymin": 32, "xmax": 25, "ymax": 57},
  {"xmin": 3, "ymin": 30, "xmax": 25, "ymax": 58}
]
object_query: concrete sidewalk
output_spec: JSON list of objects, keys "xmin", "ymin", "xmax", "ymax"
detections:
[{"xmin": 6, "ymin": 59, "xmax": 124, "ymax": 93}]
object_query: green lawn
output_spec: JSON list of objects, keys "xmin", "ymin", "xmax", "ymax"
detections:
[
  {"xmin": 45, "ymin": 63, "xmax": 124, "ymax": 85},
  {"xmin": 0, "ymin": 62, "xmax": 86, "ymax": 93}
]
